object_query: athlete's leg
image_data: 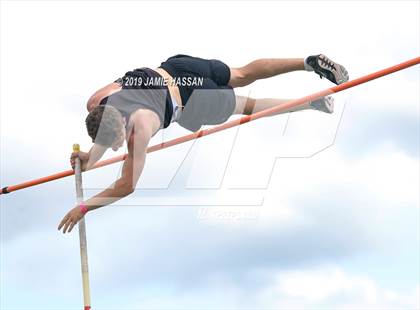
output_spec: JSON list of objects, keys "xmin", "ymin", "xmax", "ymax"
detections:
[
  {"xmin": 233, "ymin": 95, "xmax": 334, "ymax": 116},
  {"xmin": 229, "ymin": 58, "xmax": 305, "ymax": 88},
  {"xmin": 233, "ymin": 96, "xmax": 307, "ymax": 115},
  {"xmin": 228, "ymin": 55, "xmax": 349, "ymax": 88}
]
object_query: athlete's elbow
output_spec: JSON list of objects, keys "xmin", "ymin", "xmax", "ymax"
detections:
[
  {"xmin": 121, "ymin": 184, "xmax": 135, "ymax": 196},
  {"xmin": 86, "ymin": 94, "xmax": 99, "ymax": 112},
  {"xmin": 118, "ymin": 180, "xmax": 135, "ymax": 196}
]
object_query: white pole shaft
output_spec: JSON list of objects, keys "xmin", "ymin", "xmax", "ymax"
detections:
[{"xmin": 74, "ymin": 144, "xmax": 92, "ymax": 310}]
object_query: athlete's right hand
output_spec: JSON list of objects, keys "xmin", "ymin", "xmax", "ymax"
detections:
[{"xmin": 70, "ymin": 151, "xmax": 90, "ymax": 171}]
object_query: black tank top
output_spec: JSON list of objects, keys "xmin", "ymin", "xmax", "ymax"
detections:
[{"xmin": 100, "ymin": 67, "xmax": 173, "ymax": 128}]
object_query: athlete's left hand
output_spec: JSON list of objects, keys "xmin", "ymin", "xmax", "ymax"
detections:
[{"xmin": 58, "ymin": 206, "xmax": 84, "ymax": 233}]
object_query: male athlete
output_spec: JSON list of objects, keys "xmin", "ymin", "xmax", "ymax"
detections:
[{"xmin": 58, "ymin": 54, "xmax": 349, "ymax": 233}]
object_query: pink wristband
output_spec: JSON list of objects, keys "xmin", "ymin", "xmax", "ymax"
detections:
[{"xmin": 79, "ymin": 202, "xmax": 89, "ymax": 215}]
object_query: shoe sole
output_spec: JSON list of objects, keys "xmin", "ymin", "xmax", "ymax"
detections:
[
  {"xmin": 324, "ymin": 96, "xmax": 334, "ymax": 113},
  {"xmin": 318, "ymin": 54, "xmax": 349, "ymax": 84},
  {"xmin": 310, "ymin": 96, "xmax": 334, "ymax": 114}
]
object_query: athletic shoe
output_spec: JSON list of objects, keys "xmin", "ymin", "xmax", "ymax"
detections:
[
  {"xmin": 310, "ymin": 96, "xmax": 334, "ymax": 114},
  {"xmin": 305, "ymin": 54, "xmax": 349, "ymax": 85}
]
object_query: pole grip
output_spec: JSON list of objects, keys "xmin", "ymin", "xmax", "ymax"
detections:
[{"xmin": 73, "ymin": 144, "xmax": 80, "ymax": 152}]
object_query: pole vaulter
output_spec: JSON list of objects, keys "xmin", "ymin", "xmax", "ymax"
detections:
[{"xmin": 1, "ymin": 56, "xmax": 419, "ymax": 195}]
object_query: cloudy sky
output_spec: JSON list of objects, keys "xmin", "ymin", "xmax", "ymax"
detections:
[{"xmin": 1, "ymin": 1, "xmax": 419, "ymax": 309}]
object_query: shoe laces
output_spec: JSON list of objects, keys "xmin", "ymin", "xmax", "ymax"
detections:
[{"xmin": 319, "ymin": 56, "xmax": 336, "ymax": 71}]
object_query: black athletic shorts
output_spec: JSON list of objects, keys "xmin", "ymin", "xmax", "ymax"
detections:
[{"xmin": 159, "ymin": 54, "xmax": 236, "ymax": 132}]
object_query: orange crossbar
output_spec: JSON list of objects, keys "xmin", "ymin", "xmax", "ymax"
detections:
[{"xmin": 1, "ymin": 56, "xmax": 419, "ymax": 195}]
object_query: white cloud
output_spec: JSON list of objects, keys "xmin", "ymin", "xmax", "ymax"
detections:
[
  {"xmin": 258, "ymin": 266, "xmax": 420, "ymax": 309},
  {"xmin": 95, "ymin": 266, "xmax": 419, "ymax": 309}
]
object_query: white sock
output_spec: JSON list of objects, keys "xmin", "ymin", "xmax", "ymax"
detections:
[{"xmin": 304, "ymin": 56, "xmax": 314, "ymax": 71}]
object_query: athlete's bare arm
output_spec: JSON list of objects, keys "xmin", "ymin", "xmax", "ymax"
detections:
[
  {"xmin": 59, "ymin": 112, "xmax": 156, "ymax": 233},
  {"xmin": 86, "ymin": 82, "xmax": 122, "ymax": 112}
]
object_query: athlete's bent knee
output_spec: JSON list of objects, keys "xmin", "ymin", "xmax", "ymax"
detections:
[{"xmin": 229, "ymin": 68, "xmax": 251, "ymax": 88}]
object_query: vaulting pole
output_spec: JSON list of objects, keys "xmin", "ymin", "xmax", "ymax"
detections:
[
  {"xmin": 73, "ymin": 143, "xmax": 92, "ymax": 310},
  {"xmin": 1, "ymin": 56, "xmax": 419, "ymax": 195}
]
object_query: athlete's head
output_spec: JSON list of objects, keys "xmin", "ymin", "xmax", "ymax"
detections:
[{"xmin": 85, "ymin": 105, "xmax": 126, "ymax": 151}]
